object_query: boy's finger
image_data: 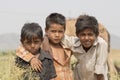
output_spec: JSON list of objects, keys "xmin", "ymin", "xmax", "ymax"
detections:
[
  {"xmin": 38, "ymin": 61, "xmax": 42, "ymax": 68},
  {"xmin": 32, "ymin": 65, "xmax": 39, "ymax": 72},
  {"xmin": 34, "ymin": 60, "xmax": 42, "ymax": 71},
  {"xmin": 34, "ymin": 64, "xmax": 42, "ymax": 72}
]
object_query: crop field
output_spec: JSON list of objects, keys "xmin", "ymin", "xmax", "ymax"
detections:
[{"xmin": 0, "ymin": 49, "xmax": 120, "ymax": 80}]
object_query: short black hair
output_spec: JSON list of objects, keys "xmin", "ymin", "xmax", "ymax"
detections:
[
  {"xmin": 45, "ymin": 13, "xmax": 66, "ymax": 30},
  {"xmin": 75, "ymin": 15, "xmax": 99, "ymax": 36},
  {"xmin": 20, "ymin": 23, "xmax": 43, "ymax": 43}
]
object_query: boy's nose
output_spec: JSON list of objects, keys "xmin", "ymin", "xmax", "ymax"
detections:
[
  {"xmin": 85, "ymin": 35, "xmax": 89, "ymax": 39},
  {"xmin": 55, "ymin": 32, "xmax": 59, "ymax": 36},
  {"xmin": 31, "ymin": 43, "xmax": 35, "ymax": 47}
]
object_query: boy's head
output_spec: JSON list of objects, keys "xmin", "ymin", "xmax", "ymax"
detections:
[
  {"xmin": 75, "ymin": 15, "xmax": 99, "ymax": 49},
  {"xmin": 20, "ymin": 23, "xmax": 43, "ymax": 54},
  {"xmin": 45, "ymin": 13, "xmax": 66, "ymax": 30},
  {"xmin": 45, "ymin": 13, "xmax": 66, "ymax": 45}
]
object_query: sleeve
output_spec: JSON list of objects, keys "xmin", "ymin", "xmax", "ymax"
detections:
[
  {"xmin": 16, "ymin": 46, "xmax": 34, "ymax": 62},
  {"xmin": 62, "ymin": 35, "xmax": 78, "ymax": 48},
  {"xmin": 94, "ymin": 40, "xmax": 108, "ymax": 76}
]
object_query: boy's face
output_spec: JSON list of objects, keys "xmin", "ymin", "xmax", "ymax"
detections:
[
  {"xmin": 78, "ymin": 28, "xmax": 97, "ymax": 48},
  {"xmin": 46, "ymin": 23, "xmax": 65, "ymax": 45},
  {"xmin": 22, "ymin": 37, "xmax": 42, "ymax": 54}
]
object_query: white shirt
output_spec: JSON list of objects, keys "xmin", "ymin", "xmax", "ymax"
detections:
[{"xmin": 62, "ymin": 35, "xmax": 108, "ymax": 80}]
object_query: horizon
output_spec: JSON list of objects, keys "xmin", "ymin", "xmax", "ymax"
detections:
[{"xmin": 0, "ymin": 0, "xmax": 120, "ymax": 37}]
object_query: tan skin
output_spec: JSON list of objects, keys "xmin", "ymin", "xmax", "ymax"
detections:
[
  {"xmin": 77, "ymin": 28, "xmax": 97, "ymax": 52},
  {"xmin": 23, "ymin": 37, "xmax": 55, "ymax": 80},
  {"xmin": 30, "ymin": 27, "xmax": 104, "ymax": 80},
  {"xmin": 45, "ymin": 23, "xmax": 66, "ymax": 65},
  {"xmin": 77, "ymin": 28, "xmax": 104, "ymax": 80},
  {"xmin": 30, "ymin": 56, "xmax": 42, "ymax": 72},
  {"xmin": 22, "ymin": 37, "xmax": 42, "ymax": 72},
  {"xmin": 29, "ymin": 24, "xmax": 65, "ymax": 80}
]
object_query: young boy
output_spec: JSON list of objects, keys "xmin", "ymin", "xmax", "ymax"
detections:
[
  {"xmin": 16, "ymin": 13, "xmax": 74, "ymax": 80},
  {"xmin": 15, "ymin": 23, "xmax": 56, "ymax": 80},
  {"xmin": 63, "ymin": 15, "xmax": 108, "ymax": 80}
]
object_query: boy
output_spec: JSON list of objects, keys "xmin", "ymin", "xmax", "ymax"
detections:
[
  {"xmin": 63, "ymin": 15, "xmax": 108, "ymax": 80},
  {"xmin": 15, "ymin": 23, "xmax": 56, "ymax": 80},
  {"xmin": 16, "ymin": 13, "xmax": 74, "ymax": 80},
  {"xmin": 16, "ymin": 14, "xmax": 108, "ymax": 80}
]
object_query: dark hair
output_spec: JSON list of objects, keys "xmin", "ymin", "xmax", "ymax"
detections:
[
  {"xmin": 75, "ymin": 15, "xmax": 99, "ymax": 36},
  {"xmin": 20, "ymin": 23, "xmax": 43, "ymax": 43},
  {"xmin": 45, "ymin": 13, "xmax": 66, "ymax": 30}
]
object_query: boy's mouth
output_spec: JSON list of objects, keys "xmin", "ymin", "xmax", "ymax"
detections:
[{"xmin": 83, "ymin": 41, "xmax": 91, "ymax": 46}]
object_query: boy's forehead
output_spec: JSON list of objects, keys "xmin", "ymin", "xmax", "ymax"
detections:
[
  {"xmin": 50, "ymin": 23, "xmax": 64, "ymax": 28},
  {"xmin": 82, "ymin": 27, "xmax": 93, "ymax": 31},
  {"xmin": 25, "ymin": 36, "xmax": 42, "ymax": 41}
]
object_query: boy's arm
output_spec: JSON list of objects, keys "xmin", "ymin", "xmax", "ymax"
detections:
[
  {"xmin": 62, "ymin": 35, "xmax": 78, "ymax": 48},
  {"xmin": 16, "ymin": 46, "xmax": 42, "ymax": 71},
  {"xmin": 94, "ymin": 38, "xmax": 108, "ymax": 79},
  {"xmin": 16, "ymin": 46, "xmax": 34, "ymax": 62}
]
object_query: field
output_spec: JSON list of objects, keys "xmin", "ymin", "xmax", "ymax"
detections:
[
  {"xmin": 0, "ymin": 49, "xmax": 120, "ymax": 80},
  {"xmin": 110, "ymin": 49, "xmax": 120, "ymax": 68}
]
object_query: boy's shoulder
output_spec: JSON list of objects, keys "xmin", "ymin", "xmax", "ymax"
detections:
[
  {"xmin": 40, "ymin": 49, "xmax": 53, "ymax": 60},
  {"xmin": 96, "ymin": 36, "xmax": 107, "ymax": 46},
  {"xmin": 97, "ymin": 36, "xmax": 107, "ymax": 44}
]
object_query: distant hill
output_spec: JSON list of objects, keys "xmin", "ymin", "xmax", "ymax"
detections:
[
  {"xmin": 0, "ymin": 33, "xmax": 20, "ymax": 51},
  {"xmin": 0, "ymin": 33, "xmax": 120, "ymax": 51}
]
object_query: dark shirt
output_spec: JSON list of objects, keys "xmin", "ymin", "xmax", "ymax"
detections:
[{"xmin": 15, "ymin": 49, "xmax": 56, "ymax": 80}]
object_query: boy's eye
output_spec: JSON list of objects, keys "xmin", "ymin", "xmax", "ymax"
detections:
[
  {"xmin": 88, "ymin": 33, "xmax": 94, "ymax": 36},
  {"xmin": 24, "ymin": 40, "xmax": 41, "ymax": 45},
  {"xmin": 51, "ymin": 30, "xmax": 56, "ymax": 33},
  {"xmin": 59, "ymin": 30, "xmax": 64, "ymax": 33},
  {"xmin": 24, "ymin": 41, "xmax": 31, "ymax": 45},
  {"xmin": 50, "ymin": 30, "xmax": 64, "ymax": 33},
  {"xmin": 34, "ymin": 41, "xmax": 41, "ymax": 44},
  {"xmin": 79, "ymin": 33, "xmax": 85, "ymax": 36},
  {"xmin": 79, "ymin": 33, "xmax": 94, "ymax": 37}
]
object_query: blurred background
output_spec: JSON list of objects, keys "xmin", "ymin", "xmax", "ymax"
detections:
[{"xmin": 0, "ymin": 0, "xmax": 120, "ymax": 79}]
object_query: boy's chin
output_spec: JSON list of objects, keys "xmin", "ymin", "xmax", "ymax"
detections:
[
  {"xmin": 30, "ymin": 51, "xmax": 38, "ymax": 55},
  {"xmin": 83, "ymin": 44, "xmax": 92, "ymax": 48},
  {"xmin": 51, "ymin": 41, "xmax": 61, "ymax": 45}
]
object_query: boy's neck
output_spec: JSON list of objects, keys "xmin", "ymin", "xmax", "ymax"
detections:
[
  {"xmin": 83, "ymin": 46, "xmax": 91, "ymax": 52},
  {"xmin": 50, "ymin": 42, "xmax": 61, "ymax": 48}
]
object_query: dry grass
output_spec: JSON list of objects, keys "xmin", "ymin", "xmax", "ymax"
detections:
[
  {"xmin": 110, "ymin": 49, "xmax": 120, "ymax": 67},
  {"xmin": 0, "ymin": 52, "xmax": 25, "ymax": 80},
  {"xmin": 0, "ymin": 49, "xmax": 120, "ymax": 80},
  {"xmin": 109, "ymin": 49, "xmax": 120, "ymax": 80}
]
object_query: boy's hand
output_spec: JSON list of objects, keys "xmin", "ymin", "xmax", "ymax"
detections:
[{"xmin": 30, "ymin": 57, "xmax": 42, "ymax": 72}]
